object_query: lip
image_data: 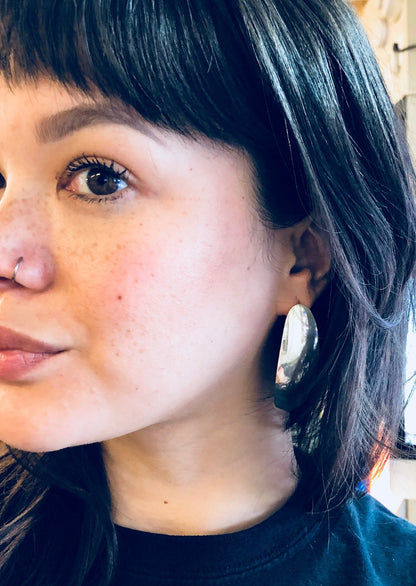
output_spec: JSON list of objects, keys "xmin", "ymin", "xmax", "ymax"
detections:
[{"xmin": 0, "ymin": 326, "xmax": 64, "ymax": 381}]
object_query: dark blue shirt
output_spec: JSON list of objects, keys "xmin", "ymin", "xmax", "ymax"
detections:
[{"xmin": 112, "ymin": 492, "xmax": 416, "ymax": 585}]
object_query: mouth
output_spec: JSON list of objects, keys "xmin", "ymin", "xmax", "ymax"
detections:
[{"xmin": 0, "ymin": 326, "xmax": 65, "ymax": 381}]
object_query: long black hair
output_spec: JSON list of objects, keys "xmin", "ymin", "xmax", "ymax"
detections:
[{"xmin": 0, "ymin": 0, "xmax": 415, "ymax": 584}]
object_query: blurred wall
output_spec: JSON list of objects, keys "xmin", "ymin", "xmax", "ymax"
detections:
[{"xmin": 359, "ymin": 0, "xmax": 416, "ymax": 157}]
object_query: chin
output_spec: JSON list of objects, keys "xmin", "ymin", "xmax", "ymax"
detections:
[{"xmin": 0, "ymin": 429, "xmax": 87, "ymax": 454}]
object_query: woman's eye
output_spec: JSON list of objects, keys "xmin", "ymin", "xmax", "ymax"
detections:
[
  {"xmin": 79, "ymin": 167, "xmax": 127, "ymax": 196},
  {"xmin": 61, "ymin": 156, "xmax": 130, "ymax": 203}
]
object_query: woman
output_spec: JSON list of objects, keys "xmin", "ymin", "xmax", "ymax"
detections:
[{"xmin": 0, "ymin": 0, "xmax": 415, "ymax": 584}]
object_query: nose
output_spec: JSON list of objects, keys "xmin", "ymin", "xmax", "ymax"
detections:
[{"xmin": 0, "ymin": 192, "xmax": 55, "ymax": 291}]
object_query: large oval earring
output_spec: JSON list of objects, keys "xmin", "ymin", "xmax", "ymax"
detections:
[{"xmin": 274, "ymin": 304, "xmax": 319, "ymax": 412}]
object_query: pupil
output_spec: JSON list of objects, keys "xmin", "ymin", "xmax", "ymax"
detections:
[{"xmin": 87, "ymin": 168, "xmax": 120, "ymax": 196}]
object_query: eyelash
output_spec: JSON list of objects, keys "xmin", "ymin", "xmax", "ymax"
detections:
[{"xmin": 62, "ymin": 154, "xmax": 130, "ymax": 205}]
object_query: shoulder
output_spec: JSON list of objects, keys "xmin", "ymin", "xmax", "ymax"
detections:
[
  {"xmin": 327, "ymin": 492, "xmax": 416, "ymax": 583},
  {"xmin": 339, "ymin": 492, "xmax": 416, "ymax": 541}
]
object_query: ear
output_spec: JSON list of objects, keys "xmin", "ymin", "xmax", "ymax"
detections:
[{"xmin": 275, "ymin": 218, "xmax": 330, "ymax": 313}]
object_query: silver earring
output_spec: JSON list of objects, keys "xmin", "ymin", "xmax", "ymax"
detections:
[
  {"xmin": 274, "ymin": 304, "xmax": 319, "ymax": 412},
  {"xmin": 11, "ymin": 257, "xmax": 24, "ymax": 283}
]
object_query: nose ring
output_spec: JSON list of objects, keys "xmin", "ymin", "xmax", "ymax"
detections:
[{"xmin": 11, "ymin": 257, "xmax": 24, "ymax": 283}]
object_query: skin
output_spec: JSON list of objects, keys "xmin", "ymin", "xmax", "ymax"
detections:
[{"xmin": 0, "ymin": 78, "xmax": 328, "ymax": 534}]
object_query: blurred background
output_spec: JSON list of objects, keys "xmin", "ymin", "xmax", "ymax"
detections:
[{"xmin": 352, "ymin": 0, "xmax": 416, "ymax": 522}]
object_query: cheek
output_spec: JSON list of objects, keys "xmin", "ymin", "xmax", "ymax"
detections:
[
  {"xmin": 84, "ymin": 238, "xmax": 193, "ymax": 348},
  {"xmin": 81, "ymin": 208, "xmax": 281, "ymax": 352},
  {"xmin": 89, "ymin": 231, "xmax": 272, "ymax": 366}
]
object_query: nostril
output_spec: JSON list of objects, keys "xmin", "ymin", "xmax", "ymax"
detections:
[
  {"xmin": 0, "ymin": 174, "xmax": 5, "ymax": 189},
  {"xmin": 0, "ymin": 276, "xmax": 21, "ymax": 290}
]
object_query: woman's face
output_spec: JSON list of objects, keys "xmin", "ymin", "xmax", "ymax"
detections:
[{"xmin": 0, "ymin": 79, "xmax": 299, "ymax": 451}]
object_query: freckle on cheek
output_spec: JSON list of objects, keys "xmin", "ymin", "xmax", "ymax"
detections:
[{"xmin": 117, "ymin": 295, "xmax": 123, "ymax": 300}]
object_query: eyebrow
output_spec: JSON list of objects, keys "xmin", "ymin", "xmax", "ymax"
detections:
[{"xmin": 36, "ymin": 102, "xmax": 161, "ymax": 143}]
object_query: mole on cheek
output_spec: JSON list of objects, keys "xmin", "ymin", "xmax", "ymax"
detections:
[{"xmin": 117, "ymin": 295, "xmax": 123, "ymax": 300}]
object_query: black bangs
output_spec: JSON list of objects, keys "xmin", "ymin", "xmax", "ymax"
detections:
[{"xmin": 0, "ymin": 0, "xmax": 267, "ymax": 144}]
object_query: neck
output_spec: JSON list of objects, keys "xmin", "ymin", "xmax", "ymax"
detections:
[{"xmin": 103, "ymin": 402, "xmax": 297, "ymax": 536}]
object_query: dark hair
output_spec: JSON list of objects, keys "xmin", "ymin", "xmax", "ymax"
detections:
[{"xmin": 1, "ymin": 0, "xmax": 415, "ymax": 583}]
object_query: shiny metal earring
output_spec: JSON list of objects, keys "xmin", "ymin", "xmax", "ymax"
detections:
[{"xmin": 274, "ymin": 304, "xmax": 319, "ymax": 412}]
